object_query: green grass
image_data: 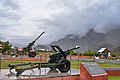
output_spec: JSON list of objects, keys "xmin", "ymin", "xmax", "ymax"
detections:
[
  {"xmin": 98, "ymin": 62, "xmax": 120, "ymax": 68},
  {"xmin": 71, "ymin": 60, "xmax": 120, "ymax": 69},
  {"xmin": 0, "ymin": 60, "xmax": 44, "ymax": 69},
  {"xmin": 108, "ymin": 76, "xmax": 120, "ymax": 80},
  {"xmin": 1, "ymin": 59, "xmax": 120, "ymax": 69}
]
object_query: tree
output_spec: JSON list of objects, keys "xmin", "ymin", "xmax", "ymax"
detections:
[
  {"xmin": 2, "ymin": 41, "xmax": 12, "ymax": 51},
  {"xmin": 70, "ymin": 51, "xmax": 78, "ymax": 55},
  {"xmin": 83, "ymin": 50, "xmax": 100, "ymax": 56}
]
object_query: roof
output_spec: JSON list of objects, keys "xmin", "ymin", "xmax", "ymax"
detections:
[
  {"xmin": 0, "ymin": 44, "xmax": 3, "ymax": 47},
  {"xmin": 0, "ymin": 44, "xmax": 3, "ymax": 49},
  {"xmin": 0, "ymin": 47, "xmax": 3, "ymax": 49},
  {"xmin": 18, "ymin": 48, "xmax": 23, "ymax": 51},
  {"xmin": 98, "ymin": 48, "xmax": 110, "ymax": 53}
]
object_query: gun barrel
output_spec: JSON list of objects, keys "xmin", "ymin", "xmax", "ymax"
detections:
[
  {"xmin": 34, "ymin": 31, "xmax": 45, "ymax": 42},
  {"xmin": 26, "ymin": 31, "xmax": 45, "ymax": 50},
  {"xmin": 64, "ymin": 46, "xmax": 80, "ymax": 56},
  {"xmin": 10, "ymin": 62, "xmax": 59, "ymax": 76},
  {"xmin": 68, "ymin": 46, "xmax": 80, "ymax": 51},
  {"xmin": 8, "ymin": 62, "xmax": 46, "ymax": 68}
]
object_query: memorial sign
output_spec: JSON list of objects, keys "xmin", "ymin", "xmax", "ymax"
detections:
[
  {"xmin": 83, "ymin": 62, "xmax": 107, "ymax": 75},
  {"xmin": 80, "ymin": 62, "xmax": 108, "ymax": 80}
]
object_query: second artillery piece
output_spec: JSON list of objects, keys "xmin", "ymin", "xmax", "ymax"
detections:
[
  {"xmin": 8, "ymin": 45, "xmax": 80, "ymax": 76},
  {"xmin": 23, "ymin": 31, "xmax": 45, "ymax": 57}
]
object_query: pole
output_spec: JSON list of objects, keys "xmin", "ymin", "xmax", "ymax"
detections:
[
  {"xmin": 39, "ymin": 54, "xmax": 41, "ymax": 76},
  {"xmin": 45, "ymin": 54, "xmax": 47, "ymax": 75},
  {"xmin": 70, "ymin": 54, "xmax": 71, "ymax": 75},
  {"xmin": 0, "ymin": 52, "xmax": 2, "ymax": 75},
  {"xmin": 20, "ymin": 52, "xmax": 23, "ymax": 68}
]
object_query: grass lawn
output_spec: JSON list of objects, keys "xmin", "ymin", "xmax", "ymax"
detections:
[
  {"xmin": 71, "ymin": 60, "xmax": 120, "ymax": 69},
  {"xmin": 0, "ymin": 60, "xmax": 44, "ymax": 69},
  {"xmin": 98, "ymin": 62, "xmax": 120, "ymax": 68},
  {"xmin": 0, "ymin": 59, "xmax": 120, "ymax": 69},
  {"xmin": 109, "ymin": 76, "xmax": 120, "ymax": 80}
]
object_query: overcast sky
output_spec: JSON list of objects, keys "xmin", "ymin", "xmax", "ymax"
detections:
[{"xmin": 0, "ymin": 0, "xmax": 120, "ymax": 47}]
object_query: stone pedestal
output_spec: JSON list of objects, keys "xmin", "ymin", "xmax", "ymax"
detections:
[
  {"xmin": 0, "ymin": 68, "xmax": 80, "ymax": 80},
  {"xmin": 80, "ymin": 62, "xmax": 108, "ymax": 80}
]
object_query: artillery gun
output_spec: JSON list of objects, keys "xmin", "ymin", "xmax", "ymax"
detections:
[
  {"xmin": 8, "ymin": 45, "xmax": 80, "ymax": 76},
  {"xmin": 24, "ymin": 31, "xmax": 45, "ymax": 57}
]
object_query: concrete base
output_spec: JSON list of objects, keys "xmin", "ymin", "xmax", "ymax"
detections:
[{"xmin": 0, "ymin": 68, "xmax": 79, "ymax": 80}]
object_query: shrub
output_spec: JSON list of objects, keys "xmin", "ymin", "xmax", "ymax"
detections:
[
  {"xmin": 111, "ymin": 54, "xmax": 116, "ymax": 57},
  {"xmin": 83, "ymin": 50, "xmax": 100, "ymax": 56},
  {"xmin": 70, "ymin": 51, "xmax": 78, "ymax": 55}
]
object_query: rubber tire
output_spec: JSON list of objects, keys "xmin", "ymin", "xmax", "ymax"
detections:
[
  {"xmin": 28, "ymin": 52, "xmax": 36, "ymax": 57},
  {"xmin": 58, "ymin": 59, "xmax": 70, "ymax": 73}
]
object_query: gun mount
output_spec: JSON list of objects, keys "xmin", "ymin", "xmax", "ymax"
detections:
[
  {"xmin": 8, "ymin": 45, "xmax": 80, "ymax": 76},
  {"xmin": 25, "ymin": 31, "xmax": 45, "ymax": 57}
]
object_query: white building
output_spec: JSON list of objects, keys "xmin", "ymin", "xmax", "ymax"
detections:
[{"xmin": 98, "ymin": 48, "xmax": 111, "ymax": 58}]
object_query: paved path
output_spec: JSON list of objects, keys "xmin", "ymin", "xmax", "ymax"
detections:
[{"xmin": 0, "ymin": 68, "xmax": 79, "ymax": 80}]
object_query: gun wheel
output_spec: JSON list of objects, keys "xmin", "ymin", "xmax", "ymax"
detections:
[
  {"xmin": 28, "ymin": 52, "xmax": 36, "ymax": 57},
  {"xmin": 58, "ymin": 59, "xmax": 70, "ymax": 73}
]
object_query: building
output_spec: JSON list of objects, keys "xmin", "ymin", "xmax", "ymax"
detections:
[
  {"xmin": 0, "ymin": 44, "xmax": 3, "ymax": 53},
  {"xmin": 17, "ymin": 48, "xmax": 23, "ymax": 52},
  {"xmin": 35, "ymin": 45, "xmax": 51, "ymax": 51},
  {"xmin": 98, "ymin": 48, "xmax": 111, "ymax": 58}
]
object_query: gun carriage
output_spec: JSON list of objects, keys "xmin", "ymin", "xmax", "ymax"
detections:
[{"xmin": 8, "ymin": 45, "xmax": 80, "ymax": 76}]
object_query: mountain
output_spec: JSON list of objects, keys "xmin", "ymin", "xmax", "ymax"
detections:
[
  {"xmin": 111, "ymin": 47, "xmax": 120, "ymax": 55},
  {"xmin": 35, "ymin": 45, "xmax": 51, "ymax": 51},
  {"xmin": 105, "ymin": 29, "xmax": 120, "ymax": 47},
  {"xmin": 50, "ymin": 29, "xmax": 120, "ymax": 55}
]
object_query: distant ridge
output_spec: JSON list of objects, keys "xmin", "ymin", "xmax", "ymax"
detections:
[{"xmin": 50, "ymin": 29, "xmax": 120, "ymax": 55}]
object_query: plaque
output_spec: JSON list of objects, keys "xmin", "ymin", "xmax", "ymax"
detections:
[{"xmin": 83, "ymin": 62, "xmax": 107, "ymax": 75}]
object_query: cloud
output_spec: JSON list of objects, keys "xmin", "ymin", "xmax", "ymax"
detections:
[
  {"xmin": 0, "ymin": 0, "xmax": 120, "ymax": 47},
  {"xmin": 94, "ymin": 21, "xmax": 120, "ymax": 34}
]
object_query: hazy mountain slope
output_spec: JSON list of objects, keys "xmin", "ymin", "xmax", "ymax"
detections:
[
  {"xmin": 35, "ymin": 45, "xmax": 51, "ymax": 50},
  {"xmin": 51, "ymin": 29, "xmax": 105, "ymax": 52},
  {"xmin": 105, "ymin": 29, "xmax": 120, "ymax": 48},
  {"xmin": 111, "ymin": 47, "xmax": 120, "ymax": 56},
  {"xmin": 50, "ymin": 29, "xmax": 120, "ymax": 55}
]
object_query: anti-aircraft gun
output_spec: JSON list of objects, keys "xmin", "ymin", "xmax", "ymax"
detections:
[
  {"xmin": 8, "ymin": 45, "xmax": 80, "ymax": 76},
  {"xmin": 24, "ymin": 31, "xmax": 45, "ymax": 57}
]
